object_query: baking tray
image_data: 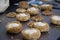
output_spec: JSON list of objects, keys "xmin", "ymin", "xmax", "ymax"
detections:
[{"xmin": 0, "ymin": 5, "xmax": 60, "ymax": 40}]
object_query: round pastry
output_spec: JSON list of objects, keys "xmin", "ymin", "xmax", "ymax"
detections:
[
  {"xmin": 27, "ymin": 7, "xmax": 39, "ymax": 15},
  {"xmin": 50, "ymin": 15, "xmax": 60, "ymax": 25},
  {"xmin": 16, "ymin": 13, "xmax": 30, "ymax": 21},
  {"xmin": 42, "ymin": 11, "xmax": 53, "ymax": 16},
  {"xmin": 27, "ymin": 21, "xmax": 49, "ymax": 32},
  {"xmin": 6, "ymin": 21, "xmax": 22, "ymax": 33},
  {"xmin": 16, "ymin": 8, "xmax": 26, "ymax": 13},
  {"xmin": 7, "ymin": 12, "xmax": 16, "ymax": 18},
  {"xmin": 19, "ymin": 1, "xmax": 29, "ymax": 9},
  {"xmin": 41, "ymin": 4, "xmax": 52, "ymax": 11},
  {"xmin": 21, "ymin": 28, "xmax": 41, "ymax": 40},
  {"xmin": 31, "ymin": 16, "xmax": 44, "ymax": 21},
  {"xmin": 31, "ymin": 4, "xmax": 39, "ymax": 8}
]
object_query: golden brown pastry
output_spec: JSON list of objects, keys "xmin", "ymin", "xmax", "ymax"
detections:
[
  {"xmin": 50, "ymin": 15, "xmax": 60, "ymax": 25},
  {"xmin": 21, "ymin": 28, "xmax": 41, "ymax": 40},
  {"xmin": 7, "ymin": 12, "xmax": 16, "ymax": 18},
  {"xmin": 6, "ymin": 21, "xmax": 22, "ymax": 33},
  {"xmin": 16, "ymin": 8, "xmax": 26, "ymax": 13},
  {"xmin": 27, "ymin": 21, "xmax": 34, "ymax": 27},
  {"xmin": 42, "ymin": 11, "xmax": 53, "ymax": 16},
  {"xmin": 19, "ymin": 1, "xmax": 29, "ymax": 9},
  {"xmin": 27, "ymin": 21, "xmax": 49, "ymax": 32},
  {"xmin": 41, "ymin": 4, "xmax": 52, "ymax": 11},
  {"xmin": 31, "ymin": 4, "xmax": 39, "ymax": 8},
  {"xmin": 27, "ymin": 7, "xmax": 39, "ymax": 15},
  {"xmin": 16, "ymin": 13, "xmax": 30, "ymax": 21},
  {"xmin": 31, "ymin": 16, "xmax": 44, "ymax": 21}
]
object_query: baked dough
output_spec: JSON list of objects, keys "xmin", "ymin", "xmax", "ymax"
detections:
[
  {"xmin": 42, "ymin": 11, "xmax": 53, "ymax": 16},
  {"xmin": 31, "ymin": 4, "xmax": 39, "ymax": 8},
  {"xmin": 21, "ymin": 28, "xmax": 41, "ymax": 40},
  {"xmin": 6, "ymin": 21, "xmax": 22, "ymax": 33},
  {"xmin": 31, "ymin": 16, "xmax": 44, "ymax": 21},
  {"xmin": 27, "ymin": 7, "xmax": 39, "ymax": 15},
  {"xmin": 19, "ymin": 1, "xmax": 29, "ymax": 9},
  {"xmin": 16, "ymin": 8, "xmax": 26, "ymax": 13},
  {"xmin": 41, "ymin": 4, "xmax": 52, "ymax": 11},
  {"xmin": 16, "ymin": 13, "xmax": 30, "ymax": 21},
  {"xmin": 50, "ymin": 15, "xmax": 60, "ymax": 25},
  {"xmin": 27, "ymin": 21, "xmax": 49, "ymax": 32},
  {"xmin": 7, "ymin": 12, "xmax": 16, "ymax": 18}
]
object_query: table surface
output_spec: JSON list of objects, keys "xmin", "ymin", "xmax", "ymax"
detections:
[{"xmin": 0, "ymin": 5, "xmax": 60, "ymax": 40}]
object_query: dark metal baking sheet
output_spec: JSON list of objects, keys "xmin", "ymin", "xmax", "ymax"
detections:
[{"xmin": 0, "ymin": 5, "xmax": 60, "ymax": 40}]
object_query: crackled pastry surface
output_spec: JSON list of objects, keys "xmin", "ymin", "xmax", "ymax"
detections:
[
  {"xmin": 27, "ymin": 7, "xmax": 39, "ymax": 15},
  {"xmin": 21, "ymin": 28, "xmax": 41, "ymax": 40},
  {"xmin": 16, "ymin": 8, "xmax": 26, "ymax": 13},
  {"xmin": 51, "ymin": 15, "xmax": 60, "ymax": 20},
  {"xmin": 50, "ymin": 15, "xmax": 60, "ymax": 25},
  {"xmin": 8, "ymin": 23, "xmax": 20, "ymax": 28},
  {"xmin": 34, "ymin": 22, "xmax": 46, "ymax": 26},
  {"xmin": 24, "ymin": 29, "xmax": 37, "ymax": 34},
  {"xmin": 41, "ymin": 4, "xmax": 52, "ymax": 11},
  {"xmin": 27, "ymin": 21, "xmax": 49, "ymax": 32},
  {"xmin": 31, "ymin": 16, "xmax": 44, "ymax": 21},
  {"xmin": 16, "ymin": 13, "xmax": 30, "ymax": 21},
  {"xmin": 18, "ymin": 13, "xmax": 27, "ymax": 17},
  {"xmin": 7, "ymin": 12, "xmax": 16, "ymax": 18},
  {"xmin": 19, "ymin": 1, "xmax": 29, "ymax": 9},
  {"xmin": 6, "ymin": 21, "xmax": 22, "ymax": 33},
  {"xmin": 42, "ymin": 11, "xmax": 53, "ymax": 16}
]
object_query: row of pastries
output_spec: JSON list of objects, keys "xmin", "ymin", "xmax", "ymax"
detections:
[{"xmin": 6, "ymin": 1, "xmax": 60, "ymax": 40}]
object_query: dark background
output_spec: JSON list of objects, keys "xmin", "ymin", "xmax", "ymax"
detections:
[{"xmin": 10, "ymin": 0, "xmax": 28, "ymax": 5}]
